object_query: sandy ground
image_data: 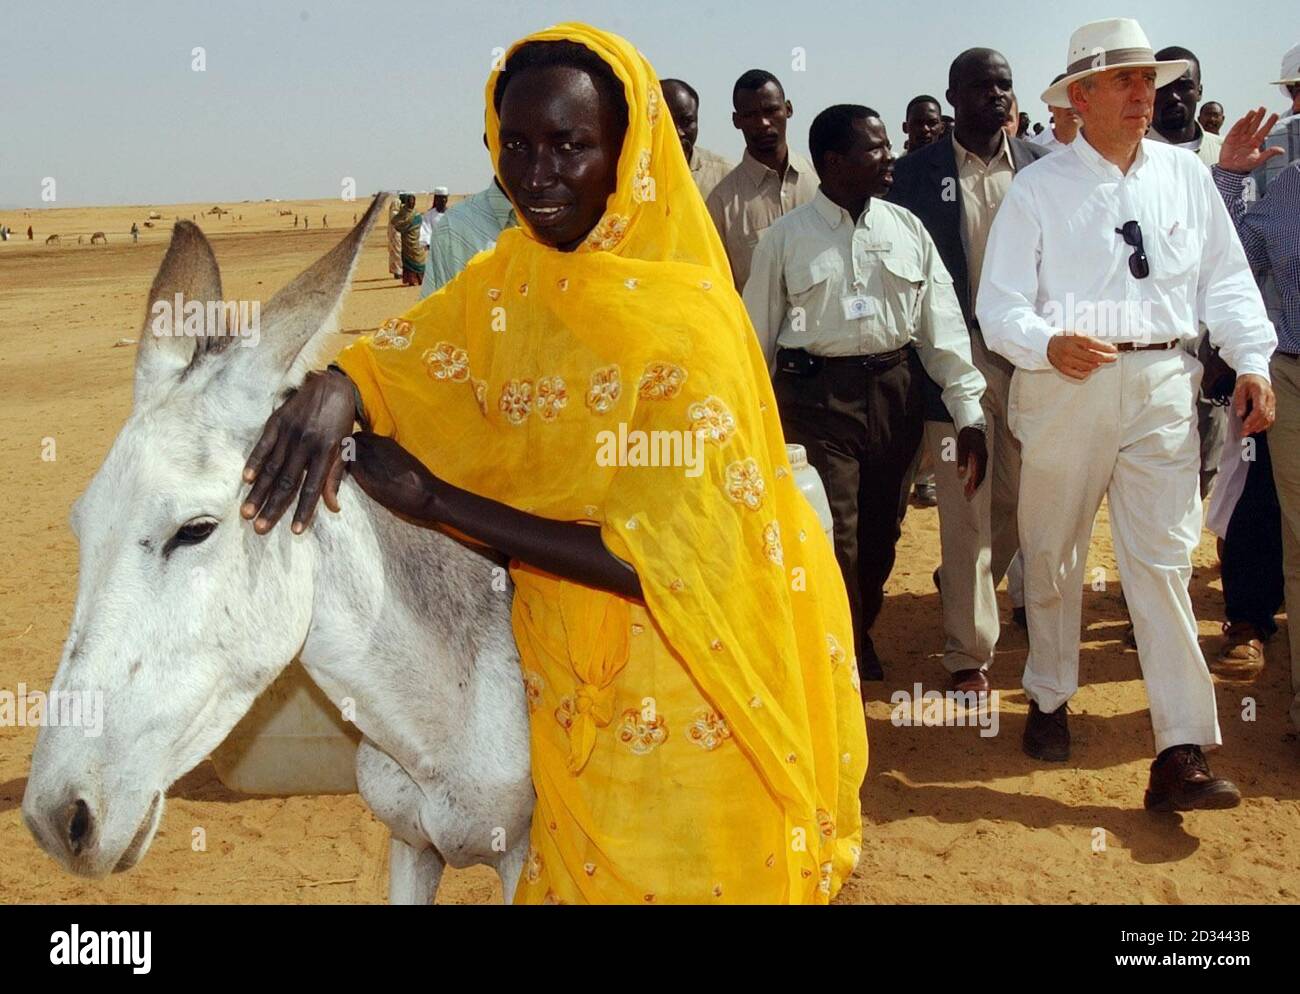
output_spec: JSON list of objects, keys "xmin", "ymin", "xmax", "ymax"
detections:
[{"xmin": 1, "ymin": 198, "xmax": 1296, "ymax": 905}]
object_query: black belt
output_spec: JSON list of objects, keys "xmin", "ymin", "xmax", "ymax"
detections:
[{"xmin": 776, "ymin": 346, "xmax": 909, "ymax": 376}]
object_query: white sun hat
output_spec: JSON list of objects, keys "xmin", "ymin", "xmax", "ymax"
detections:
[
  {"xmin": 433, "ymin": 185, "xmax": 450, "ymax": 196},
  {"xmin": 1271, "ymin": 43, "xmax": 1300, "ymax": 99},
  {"xmin": 1041, "ymin": 18, "xmax": 1189, "ymax": 107}
]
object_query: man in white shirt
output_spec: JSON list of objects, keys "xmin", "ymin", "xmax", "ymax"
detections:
[
  {"xmin": 418, "ymin": 186, "xmax": 449, "ymax": 248},
  {"xmin": 977, "ymin": 18, "xmax": 1277, "ymax": 811},
  {"xmin": 1032, "ymin": 73, "xmax": 1080, "ymax": 153}
]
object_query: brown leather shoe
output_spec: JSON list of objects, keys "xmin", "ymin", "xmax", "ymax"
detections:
[
  {"xmin": 1212, "ymin": 622, "xmax": 1265, "ymax": 676},
  {"xmin": 1022, "ymin": 700, "xmax": 1070, "ymax": 761},
  {"xmin": 1144, "ymin": 745, "xmax": 1242, "ymax": 812},
  {"xmin": 951, "ymin": 668, "xmax": 990, "ymax": 694}
]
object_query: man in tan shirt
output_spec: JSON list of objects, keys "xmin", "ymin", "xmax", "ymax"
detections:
[
  {"xmin": 661, "ymin": 78, "xmax": 734, "ymax": 200},
  {"xmin": 1146, "ymin": 45, "xmax": 1228, "ymax": 500},
  {"xmin": 887, "ymin": 48, "xmax": 1049, "ymax": 693},
  {"xmin": 706, "ymin": 69, "xmax": 818, "ymax": 290},
  {"xmin": 744, "ymin": 104, "xmax": 987, "ymax": 682}
]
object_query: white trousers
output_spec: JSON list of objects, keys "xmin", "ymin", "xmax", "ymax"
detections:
[{"xmin": 1010, "ymin": 348, "xmax": 1221, "ymax": 754}]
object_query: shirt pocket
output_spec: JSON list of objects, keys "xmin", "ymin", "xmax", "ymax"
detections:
[
  {"xmin": 1152, "ymin": 225, "xmax": 1199, "ymax": 278},
  {"xmin": 879, "ymin": 254, "xmax": 927, "ymax": 330},
  {"xmin": 1151, "ymin": 224, "xmax": 1200, "ymax": 316},
  {"xmin": 788, "ymin": 250, "xmax": 842, "ymax": 299}
]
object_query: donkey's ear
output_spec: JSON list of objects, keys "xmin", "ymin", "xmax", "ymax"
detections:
[
  {"xmin": 244, "ymin": 193, "xmax": 389, "ymax": 390},
  {"xmin": 133, "ymin": 221, "xmax": 223, "ymax": 407}
]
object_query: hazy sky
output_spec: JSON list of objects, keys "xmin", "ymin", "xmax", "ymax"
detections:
[{"xmin": 6, "ymin": 0, "xmax": 1296, "ymax": 207}]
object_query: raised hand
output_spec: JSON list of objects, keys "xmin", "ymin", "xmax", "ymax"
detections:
[{"xmin": 1218, "ymin": 108, "xmax": 1284, "ymax": 175}]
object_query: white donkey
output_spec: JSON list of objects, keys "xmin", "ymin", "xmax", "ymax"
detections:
[{"xmin": 22, "ymin": 196, "xmax": 534, "ymax": 904}]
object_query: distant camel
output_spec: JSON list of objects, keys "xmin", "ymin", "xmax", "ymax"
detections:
[
  {"xmin": 45, "ymin": 234, "xmax": 60, "ymax": 245},
  {"xmin": 143, "ymin": 221, "xmax": 155, "ymax": 228},
  {"xmin": 147, "ymin": 211, "xmax": 162, "ymax": 220},
  {"xmin": 91, "ymin": 232, "xmax": 107, "ymax": 245}
]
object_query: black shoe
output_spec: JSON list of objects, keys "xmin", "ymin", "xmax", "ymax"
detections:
[
  {"xmin": 913, "ymin": 482, "xmax": 938, "ymax": 507},
  {"xmin": 1144, "ymin": 745, "xmax": 1242, "ymax": 812},
  {"xmin": 1011, "ymin": 606, "xmax": 1027, "ymax": 629},
  {"xmin": 1022, "ymin": 700, "xmax": 1070, "ymax": 761},
  {"xmin": 858, "ymin": 635, "xmax": 884, "ymax": 682},
  {"xmin": 932, "ymin": 567, "xmax": 942, "ymax": 595}
]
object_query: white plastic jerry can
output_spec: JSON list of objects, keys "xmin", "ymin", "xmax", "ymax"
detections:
[
  {"xmin": 210, "ymin": 658, "xmax": 362, "ymax": 796},
  {"xmin": 786, "ymin": 443, "xmax": 835, "ymax": 546}
]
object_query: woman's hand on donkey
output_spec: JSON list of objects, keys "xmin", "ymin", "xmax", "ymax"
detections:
[{"xmin": 242, "ymin": 368, "xmax": 359, "ymax": 534}]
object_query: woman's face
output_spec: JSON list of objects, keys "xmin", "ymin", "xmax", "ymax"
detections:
[{"xmin": 497, "ymin": 64, "xmax": 624, "ymax": 251}]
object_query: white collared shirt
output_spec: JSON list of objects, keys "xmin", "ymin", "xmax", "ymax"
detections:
[
  {"xmin": 975, "ymin": 133, "xmax": 1276, "ymax": 378},
  {"xmin": 743, "ymin": 189, "xmax": 986, "ymax": 430},
  {"xmin": 1030, "ymin": 129, "xmax": 1070, "ymax": 153}
]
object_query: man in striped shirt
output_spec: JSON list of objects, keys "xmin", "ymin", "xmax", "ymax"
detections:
[
  {"xmin": 1213, "ymin": 108, "xmax": 1300, "ymax": 721},
  {"xmin": 420, "ymin": 170, "xmax": 517, "ymax": 298}
]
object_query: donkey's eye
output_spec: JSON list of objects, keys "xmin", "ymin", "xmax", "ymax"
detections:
[{"xmin": 163, "ymin": 518, "xmax": 218, "ymax": 556}]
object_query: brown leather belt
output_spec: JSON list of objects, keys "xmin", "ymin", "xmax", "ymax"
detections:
[{"xmin": 1114, "ymin": 340, "xmax": 1179, "ymax": 352}]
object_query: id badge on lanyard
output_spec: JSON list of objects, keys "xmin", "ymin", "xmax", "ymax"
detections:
[{"xmin": 841, "ymin": 293, "xmax": 875, "ymax": 320}]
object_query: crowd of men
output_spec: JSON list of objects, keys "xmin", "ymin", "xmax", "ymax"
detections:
[{"xmin": 405, "ymin": 20, "xmax": 1299, "ymax": 812}]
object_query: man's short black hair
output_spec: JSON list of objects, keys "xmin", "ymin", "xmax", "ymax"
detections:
[
  {"xmin": 492, "ymin": 39, "xmax": 629, "ymax": 136},
  {"xmin": 809, "ymin": 103, "xmax": 879, "ymax": 176},
  {"xmin": 948, "ymin": 47, "xmax": 1005, "ymax": 91},
  {"xmin": 733, "ymin": 68, "xmax": 784, "ymax": 106},
  {"xmin": 906, "ymin": 94, "xmax": 941, "ymax": 118},
  {"xmin": 660, "ymin": 77, "xmax": 699, "ymax": 106},
  {"xmin": 1154, "ymin": 46, "xmax": 1201, "ymax": 83}
]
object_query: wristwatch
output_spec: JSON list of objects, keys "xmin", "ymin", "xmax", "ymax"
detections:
[{"xmin": 326, "ymin": 363, "xmax": 369, "ymax": 431}]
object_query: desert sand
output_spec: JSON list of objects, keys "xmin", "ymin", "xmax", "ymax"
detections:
[{"xmin": 1, "ymin": 197, "xmax": 1296, "ymax": 904}]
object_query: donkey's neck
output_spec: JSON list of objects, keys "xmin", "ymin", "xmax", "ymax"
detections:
[{"xmin": 296, "ymin": 477, "xmax": 519, "ymax": 781}]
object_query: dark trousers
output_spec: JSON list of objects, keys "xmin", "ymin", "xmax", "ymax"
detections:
[
  {"xmin": 774, "ymin": 349, "xmax": 924, "ymax": 665},
  {"xmin": 1222, "ymin": 432, "xmax": 1284, "ymax": 636}
]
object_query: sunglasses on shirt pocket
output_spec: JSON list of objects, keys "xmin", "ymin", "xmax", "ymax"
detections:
[{"xmin": 1115, "ymin": 219, "xmax": 1150, "ymax": 280}]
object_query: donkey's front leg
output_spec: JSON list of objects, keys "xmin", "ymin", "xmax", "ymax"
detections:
[
  {"xmin": 388, "ymin": 836, "xmax": 445, "ymax": 905},
  {"xmin": 496, "ymin": 832, "xmax": 530, "ymax": 905}
]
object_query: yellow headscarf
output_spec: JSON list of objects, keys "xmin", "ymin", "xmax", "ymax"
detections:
[{"xmin": 336, "ymin": 22, "xmax": 866, "ymax": 899}]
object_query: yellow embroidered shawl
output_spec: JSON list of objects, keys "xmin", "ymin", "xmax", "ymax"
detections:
[{"xmin": 336, "ymin": 22, "xmax": 867, "ymax": 898}]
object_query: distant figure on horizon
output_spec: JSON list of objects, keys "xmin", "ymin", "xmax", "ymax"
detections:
[
  {"xmin": 27, "ymin": 226, "xmax": 33, "ymax": 240},
  {"xmin": 130, "ymin": 223, "xmax": 139, "ymax": 243},
  {"xmin": 322, "ymin": 215, "xmax": 327, "ymax": 227},
  {"xmin": 419, "ymin": 187, "xmax": 450, "ymax": 248},
  {"xmin": 392, "ymin": 192, "xmax": 427, "ymax": 286}
]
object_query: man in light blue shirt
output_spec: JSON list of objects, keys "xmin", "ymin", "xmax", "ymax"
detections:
[{"xmin": 419, "ymin": 177, "xmax": 517, "ymax": 298}]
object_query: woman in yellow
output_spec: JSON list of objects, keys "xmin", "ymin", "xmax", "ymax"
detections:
[{"xmin": 241, "ymin": 23, "xmax": 866, "ymax": 903}]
